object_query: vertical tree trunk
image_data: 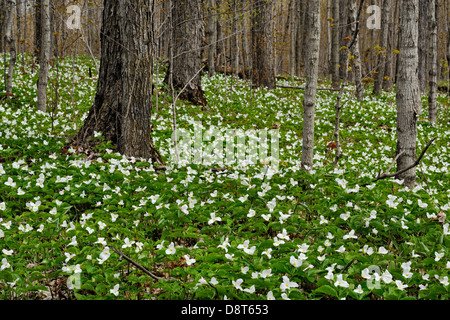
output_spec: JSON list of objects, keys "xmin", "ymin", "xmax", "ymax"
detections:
[
  {"xmin": 231, "ymin": 0, "xmax": 240, "ymax": 78},
  {"xmin": 37, "ymin": 0, "xmax": 50, "ymax": 112},
  {"xmin": 251, "ymin": 0, "xmax": 275, "ymax": 89},
  {"xmin": 166, "ymin": 0, "xmax": 206, "ymax": 106},
  {"xmin": 4, "ymin": 0, "xmax": 16, "ymax": 97},
  {"xmin": 418, "ymin": 0, "xmax": 428, "ymax": 93},
  {"xmin": 330, "ymin": 0, "xmax": 340, "ymax": 89},
  {"xmin": 300, "ymin": 0, "xmax": 321, "ymax": 171},
  {"xmin": 428, "ymin": 0, "xmax": 438, "ymax": 124},
  {"xmin": 383, "ymin": 0, "xmax": 397, "ymax": 92},
  {"xmin": 373, "ymin": 0, "xmax": 391, "ymax": 95},
  {"xmin": 35, "ymin": 0, "xmax": 41, "ymax": 61},
  {"xmin": 295, "ymin": 0, "xmax": 306, "ymax": 77},
  {"xmin": 241, "ymin": 1, "xmax": 251, "ymax": 78},
  {"xmin": 216, "ymin": 0, "xmax": 226, "ymax": 71},
  {"xmin": 396, "ymin": 0, "xmax": 421, "ymax": 189},
  {"xmin": 207, "ymin": 0, "xmax": 217, "ymax": 77},
  {"xmin": 289, "ymin": 0, "xmax": 296, "ymax": 80},
  {"xmin": 349, "ymin": 0, "xmax": 363, "ymax": 100},
  {"xmin": 338, "ymin": 0, "xmax": 348, "ymax": 82},
  {"xmin": 71, "ymin": 0, "xmax": 162, "ymax": 163}
]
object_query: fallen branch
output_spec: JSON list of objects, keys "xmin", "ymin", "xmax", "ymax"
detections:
[
  {"xmin": 373, "ymin": 137, "xmax": 437, "ymax": 182},
  {"xmin": 111, "ymin": 247, "xmax": 168, "ymax": 281}
]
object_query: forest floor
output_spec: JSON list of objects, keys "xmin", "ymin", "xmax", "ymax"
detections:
[{"xmin": 0, "ymin": 55, "xmax": 449, "ymax": 300}]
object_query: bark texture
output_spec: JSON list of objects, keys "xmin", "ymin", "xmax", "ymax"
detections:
[
  {"xmin": 428, "ymin": 0, "xmax": 438, "ymax": 124},
  {"xmin": 300, "ymin": 0, "xmax": 321, "ymax": 171},
  {"xmin": 251, "ymin": 0, "xmax": 275, "ymax": 89},
  {"xmin": 396, "ymin": 0, "xmax": 421, "ymax": 189},
  {"xmin": 37, "ymin": 0, "xmax": 50, "ymax": 112},
  {"xmin": 348, "ymin": 0, "xmax": 363, "ymax": 100},
  {"xmin": 330, "ymin": 0, "xmax": 340, "ymax": 89},
  {"xmin": 373, "ymin": 0, "xmax": 391, "ymax": 95},
  {"xmin": 4, "ymin": 0, "xmax": 16, "ymax": 97},
  {"xmin": 71, "ymin": 0, "xmax": 162, "ymax": 163},
  {"xmin": 166, "ymin": 0, "xmax": 207, "ymax": 106}
]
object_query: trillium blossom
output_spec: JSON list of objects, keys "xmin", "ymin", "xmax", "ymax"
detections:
[
  {"xmin": 180, "ymin": 204, "xmax": 189, "ymax": 215},
  {"xmin": 122, "ymin": 237, "xmax": 135, "ymax": 249},
  {"xmin": 336, "ymin": 178, "xmax": 348, "ymax": 189},
  {"xmin": 232, "ymin": 278, "xmax": 244, "ymax": 291},
  {"xmin": 69, "ymin": 236, "xmax": 77, "ymax": 246},
  {"xmin": 343, "ymin": 230, "xmax": 358, "ymax": 240},
  {"xmin": 1, "ymin": 258, "xmax": 10, "ymax": 271},
  {"xmin": 386, "ymin": 195, "xmax": 399, "ymax": 208},
  {"xmin": 260, "ymin": 269, "xmax": 272, "ymax": 278},
  {"xmin": 378, "ymin": 246, "xmax": 389, "ymax": 254},
  {"xmin": 165, "ymin": 242, "xmax": 176, "ymax": 255},
  {"xmin": 417, "ymin": 199, "xmax": 428, "ymax": 208},
  {"xmin": 110, "ymin": 284, "xmax": 120, "ymax": 296},
  {"xmin": 353, "ymin": 284, "xmax": 364, "ymax": 294},
  {"xmin": 280, "ymin": 276, "xmax": 298, "ymax": 292},
  {"xmin": 290, "ymin": 256, "xmax": 304, "ymax": 268},
  {"xmin": 334, "ymin": 274, "xmax": 349, "ymax": 288},
  {"xmin": 381, "ymin": 270, "xmax": 393, "ymax": 284},
  {"xmin": 208, "ymin": 212, "xmax": 221, "ymax": 225},
  {"xmin": 183, "ymin": 255, "xmax": 196, "ymax": 266},
  {"xmin": 395, "ymin": 280, "xmax": 408, "ymax": 291}
]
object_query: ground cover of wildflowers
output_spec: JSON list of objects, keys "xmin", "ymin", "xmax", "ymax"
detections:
[{"xmin": 0, "ymin": 55, "xmax": 449, "ymax": 300}]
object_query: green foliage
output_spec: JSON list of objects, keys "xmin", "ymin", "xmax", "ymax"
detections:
[{"xmin": 0, "ymin": 54, "xmax": 449, "ymax": 300}]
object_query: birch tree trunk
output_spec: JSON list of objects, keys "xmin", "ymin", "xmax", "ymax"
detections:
[
  {"xmin": 166, "ymin": 0, "xmax": 207, "ymax": 106},
  {"xmin": 251, "ymin": 0, "xmax": 275, "ymax": 89},
  {"xmin": 300, "ymin": 0, "xmax": 321, "ymax": 171},
  {"xmin": 396, "ymin": 0, "xmax": 421, "ymax": 189},
  {"xmin": 4, "ymin": 0, "xmax": 16, "ymax": 97},
  {"xmin": 37, "ymin": 0, "xmax": 50, "ymax": 112},
  {"xmin": 428, "ymin": 0, "xmax": 438, "ymax": 124},
  {"xmin": 71, "ymin": 0, "xmax": 162, "ymax": 163},
  {"xmin": 373, "ymin": 0, "xmax": 391, "ymax": 95}
]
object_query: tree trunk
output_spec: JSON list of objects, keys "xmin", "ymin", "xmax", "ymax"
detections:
[
  {"xmin": 349, "ymin": 0, "xmax": 363, "ymax": 100},
  {"xmin": 4, "ymin": 0, "xmax": 16, "ymax": 97},
  {"xmin": 330, "ymin": 0, "xmax": 340, "ymax": 89},
  {"xmin": 70, "ymin": 0, "xmax": 162, "ymax": 163},
  {"xmin": 165, "ymin": 0, "xmax": 207, "ymax": 106},
  {"xmin": 289, "ymin": 0, "xmax": 296, "ymax": 80},
  {"xmin": 300, "ymin": 0, "xmax": 321, "ymax": 171},
  {"xmin": 396, "ymin": 0, "xmax": 421, "ymax": 189},
  {"xmin": 418, "ymin": 0, "xmax": 428, "ymax": 93},
  {"xmin": 338, "ymin": 0, "xmax": 348, "ymax": 82},
  {"xmin": 251, "ymin": 0, "xmax": 275, "ymax": 89},
  {"xmin": 373, "ymin": 0, "xmax": 391, "ymax": 95},
  {"xmin": 207, "ymin": 0, "xmax": 216, "ymax": 77},
  {"xmin": 428, "ymin": 0, "xmax": 438, "ymax": 124},
  {"xmin": 295, "ymin": 0, "xmax": 306, "ymax": 76},
  {"xmin": 383, "ymin": 0, "xmax": 397, "ymax": 92},
  {"xmin": 37, "ymin": 0, "xmax": 50, "ymax": 112},
  {"xmin": 231, "ymin": 0, "xmax": 240, "ymax": 78},
  {"xmin": 34, "ymin": 0, "xmax": 41, "ymax": 61}
]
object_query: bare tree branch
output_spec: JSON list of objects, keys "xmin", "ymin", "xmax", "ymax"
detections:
[{"xmin": 373, "ymin": 137, "xmax": 437, "ymax": 182}]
